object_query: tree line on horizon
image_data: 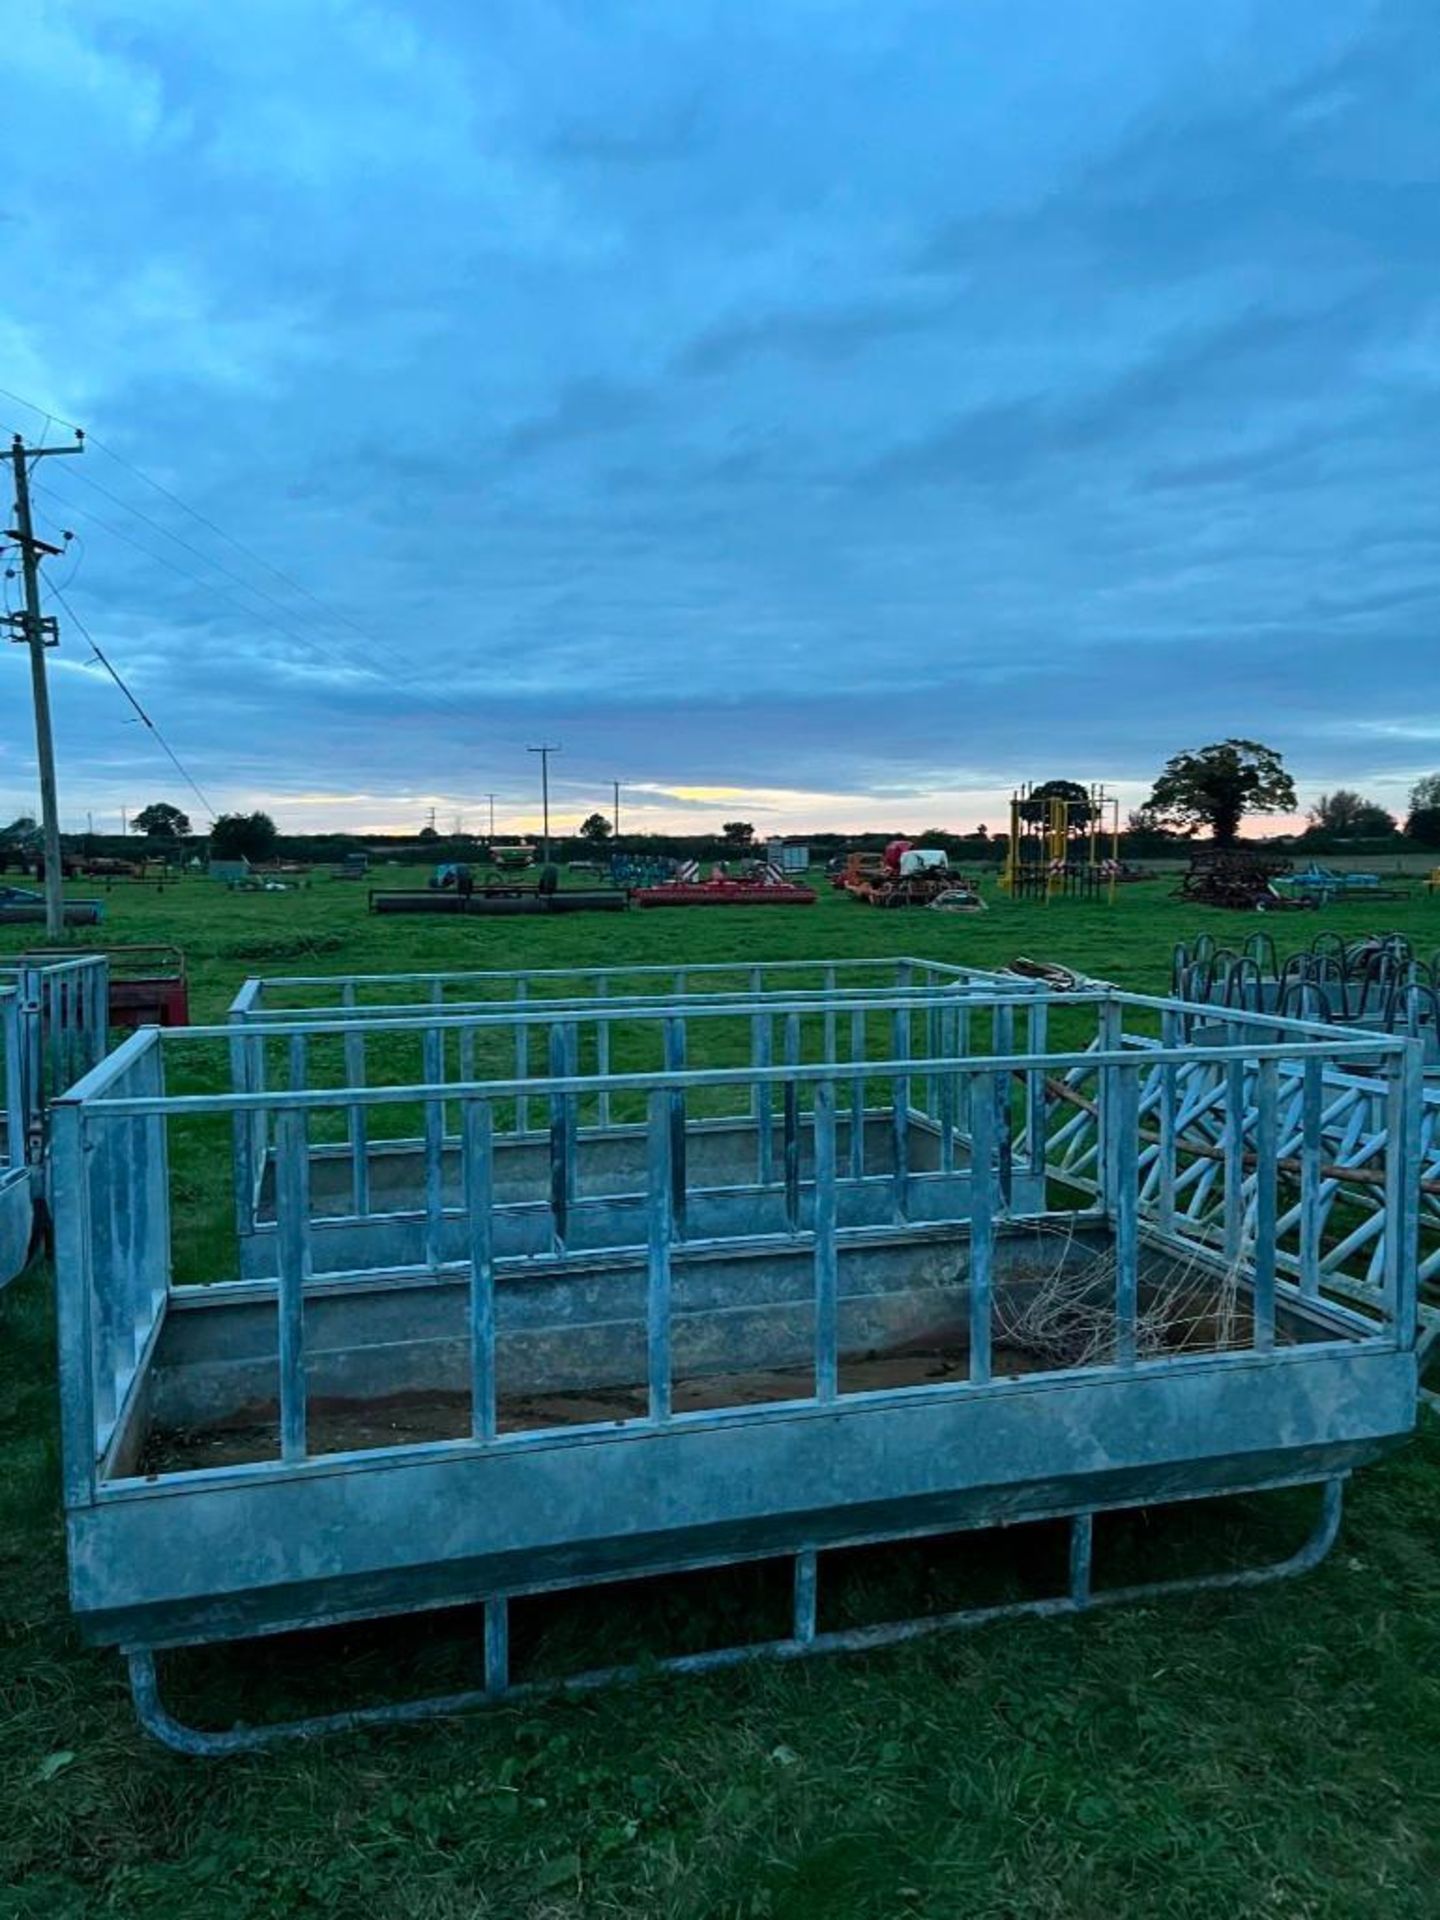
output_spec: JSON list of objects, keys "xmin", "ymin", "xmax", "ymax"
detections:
[{"xmin": 7, "ymin": 739, "xmax": 1440, "ymax": 868}]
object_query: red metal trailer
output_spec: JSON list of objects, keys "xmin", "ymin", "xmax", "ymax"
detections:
[{"xmin": 22, "ymin": 945, "xmax": 189, "ymax": 1028}]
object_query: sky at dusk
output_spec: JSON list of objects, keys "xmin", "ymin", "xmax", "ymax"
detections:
[{"xmin": 3, "ymin": 0, "xmax": 1438, "ymax": 840}]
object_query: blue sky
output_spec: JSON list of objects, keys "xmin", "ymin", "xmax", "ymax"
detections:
[{"xmin": 2, "ymin": 0, "xmax": 1437, "ymax": 838}]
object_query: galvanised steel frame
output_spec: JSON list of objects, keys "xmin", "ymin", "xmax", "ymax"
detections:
[
  {"xmin": 53, "ymin": 985, "xmax": 1422, "ymax": 1753},
  {"xmin": 226, "ymin": 960, "xmax": 1052, "ymax": 1280},
  {"xmin": 0, "ymin": 953, "xmax": 108, "ymax": 1284},
  {"xmin": 1080, "ymin": 952, "xmax": 1440, "ymax": 1325},
  {"xmin": 1172, "ymin": 933, "xmax": 1440, "ymax": 1052},
  {"xmin": 228, "ymin": 956, "xmax": 998, "ymax": 1014},
  {"xmin": 0, "ymin": 984, "xmax": 28, "ymax": 1284}
]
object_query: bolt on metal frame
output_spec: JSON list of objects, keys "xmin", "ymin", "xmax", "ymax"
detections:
[{"xmin": 52, "ymin": 980, "xmax": 1423, "ymax": 1752}]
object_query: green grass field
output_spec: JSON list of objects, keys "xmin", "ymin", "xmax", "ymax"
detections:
[{"xmin": 5, "ymin": 872, "xmax": 1440, "ymax": 1919}]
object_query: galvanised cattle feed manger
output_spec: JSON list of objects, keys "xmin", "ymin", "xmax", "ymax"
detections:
[{"xmin": 52, "ymin": 965, "xmax": 1422, "ymax": 1752}]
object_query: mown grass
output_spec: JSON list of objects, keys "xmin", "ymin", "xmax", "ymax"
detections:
[{"xmin": 4, "ymin": 871, "xmax": 1440, "ymax": 1918}]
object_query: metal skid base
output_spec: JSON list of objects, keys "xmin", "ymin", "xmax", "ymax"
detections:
[{"xmin": 124, "ymin": 1477, "xmax": 1345, "ymax": 1756}]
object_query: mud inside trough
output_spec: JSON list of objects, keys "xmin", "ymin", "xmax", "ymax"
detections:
[{"xmin": 137, "ymin": 1270, "xmax": 1281, "ymax": 1476}]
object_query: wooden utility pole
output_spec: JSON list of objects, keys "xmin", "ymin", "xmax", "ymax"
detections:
[
  {"xmin": 612, "ymin": 779, "xmax": 622, "ymax": 838},
  {"xmin": 5, "ymin": 430, "xmax": 84, "ymax": 938}
]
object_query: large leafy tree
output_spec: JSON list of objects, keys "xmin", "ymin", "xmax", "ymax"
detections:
[
  {"xmin": 1409, "ymin": 774, "xmax": 1440, "ymax": 814},
  {"xmin": 1016, "ymin": 779, "xmax": 1095, "ymax": 826},
  {"xmin": 1145, "ymin": 739, "xmax": 1296, "ymax": 845},
  {"xmin": 1405, "ymin": 807, "xmax": 1440, "ymax": 850},
  {"xmin": 578, "ymin": 812, "xmax": 613, "ymax": 846},
  {"xmin": 1306, "ymin": 790, "xmax": 1395, "ymax": 837},
  {"xmin": 132, "ymin": 801, "xmax": 192, "ymax": 839},
  {"xmin": 722, "ymin": 821, "xmax": 755, "ymax": 848},
  {"xmin": 210, "ymin": 811, "xmax": 278, "ymax": 862}
]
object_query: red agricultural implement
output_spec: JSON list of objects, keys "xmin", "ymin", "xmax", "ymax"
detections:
[
  {"xmin": 21, "ymin": 945, "xmax": 190, "ymax": 1028},
  {"xmin": 633, "ymin": 862, "xmax": 816, "ymax": 908}
]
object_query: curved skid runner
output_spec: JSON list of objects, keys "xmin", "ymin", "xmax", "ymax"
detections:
[{"xmin": 125, "ymin": 1479, "xmax": 1344, "ymax": 1756}]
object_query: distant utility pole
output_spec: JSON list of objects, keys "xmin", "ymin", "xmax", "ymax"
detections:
[
  {"xmin": 485, "ymin": 793, "xmax": 496, "ymax": 838},
  {"xmin": 612, "ymin": 780, "xmax": 622, "ymax": 838},
  {"xmin": 4, "ymin": 429, "xmax": 84, "ymax": 939},
  {"xmin": 527, "ymin": 745, "xmax": 561, "ymax": 864}
]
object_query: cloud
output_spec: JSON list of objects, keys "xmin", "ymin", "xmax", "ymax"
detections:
[
  {"xmin": 504, "ymin": 379, "xmax": 654, "ymax": 458},
  {"xmin": 2, "ymin": 0, "xmax": 1437, "ymax": 834}
]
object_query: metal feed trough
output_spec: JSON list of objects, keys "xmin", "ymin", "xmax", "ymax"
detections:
[
  {"xmin": 1173, "ymin": 932, "xmax": 1440, "ymax": 1062},
  {"xmin": 1164, "ymin": 932, "xmax": 1440, "ymax": 1331},
  {"xmin": 0, "ymin": 953, "xmax": 108, "ymax": 1285},
  {"xmin": 226, "ymin": 958, "xmax": 1051, "ymax": 1279},
  {"xmin": 55, "ymin": 976, "xmax": 1421, "ymax": 1753}
]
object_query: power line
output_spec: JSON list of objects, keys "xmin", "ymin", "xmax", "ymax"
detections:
[
  {"xmin": 30, "ymin": 483, "xmax": 393, "ymax": 689},
  {"xmin": 49, "ymin": 583, "xmax": 219, "ymax": 822},
  {"xmin": 0, "ymin": 380, "xmax": 468, "ymax": 708}
]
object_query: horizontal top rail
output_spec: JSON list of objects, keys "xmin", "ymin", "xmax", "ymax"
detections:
[
  {"xmin": 59, "ymin": 983, "xmax": 1413, "ymax": 1108},
  {"xmin": 228, "ymin": 979, "xmax": 1052, "ymax": 1026},
  {"xmin": 70, "ymin": 1034, "xmax": 1412, "ymax": 1120},
  {"xmin": 206, "ymin": 985, "xmax": 1386, "ymax": 1043},
  {"xmin": 236, "ymin": 955, "xmax": 982, "ymax": 995}
]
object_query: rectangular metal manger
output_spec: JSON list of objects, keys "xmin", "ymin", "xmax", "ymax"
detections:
[{"xmin": 54, "ymin": 974, "xmax": 1423, "ymax": 1751}]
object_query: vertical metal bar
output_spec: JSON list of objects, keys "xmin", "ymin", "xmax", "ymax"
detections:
[
  {"xmin": 51, "ymin": 1101, "xmax": 97, "ymax": 1505},
  {"xmin": 547, "ymin": 1023, "xmax": 570, "ymax": 1252},
  {"xmin": 923, "ymin": 1001, "xmax": 939, "ymax": 1117},
  {"xmin": 993, "ymin": 999, "xmax": 1015, "ymax": 1208},
  {"xmin": 1069, "ymin": 1513, "xmax": 1094, "ymax": 1605},
  {"xmin": 813, "ymin": 1081, "xmax": 838, "ymax": 1402},
  {"xmin": 1223, "ymin": 1053, "xmax": 1246, "ymax": 1267},
  {"xmin": 423, "ymin": 1026, "xmax": 445, "ymax": 1271},
  {"xmin": 463, "ymin": 1098, "xmax": 496, "ymax": 1441},
  {"xmin": 938, "ymin": 1001, "xmax": 957, "ymax": 1174},
  {"xmin": 848, "ymin": 1006, "xmax": 865, "ymax": 1181},
  {"xmin": 514, "ymin": 983, "xmax": 529, "ymax": 1136},
  {"xmin": 1024, "ymin": 996, "xmax": 1048, "ymax": 1179},
  {"xmin": 344, "ymin": 1024, "xmax": 369, "ymax": 1218},
  {"xmin": 793, "ymin": 1550, "xmax": 818, "ymax": 1645},
  {"xmin": 288, "ymin": 1029, "xmax": 307, "ymax": 1092},
  {"xmin": 822, "ymin": 964, "xmax": 837, "ymax": 1068},
  {"xmin": 1385, "ymin": 1040, "xmax": 1424, "ymax": 1346},
  {"xmin": 664, "ymin": 1017, "xmax": 687, "ymax": 1238},
  {"xmin": 276, "ymin": 1107, "xmax": 311, "ymax": 1462},
  {"xmin": 1300, "ymin": 1056, "xmax": 1322, "ymax": 1302},
  {"xmin": 1098, "ymin": 999, "xmax": 1122, "ymax": 1217},
  {"xmin": 596, "ymin": 988, "xmax": 612, "ymax": 1129},
  {"xmin": 647, "ymin": 1089, "xmax": 673, "ymax": 1423},
  {"xmin": 969, "ymin": 1071, "xmax": 994, "ymax": 1384},
  {"xmin": 1253, "ymin": 1056, "xmax": 1278, "ymax": 1353},
  {"xmin": 228, "ymin": 1019, "xmax": 256, "ymax": 1242},
  {"xmin": 753, "ymin": 1012, "xmax": 774, "ymax": 1184},
  {"xmin": 1114, "ymin": 1066, "xmax": 1139, "ymax": 1367},
  {"xmin": 783, "ymin": 1012, "xmax": 801, "ymax": 1233},
  {"xmin": 891, "ymin": 1004, "xmax": 910, "ymax": 1223},
  {"xmin": 484, "ymin": 1595, "xmax": 509, "ymax": 1696},
  {"xmin": 1158, "ymin": 1008, "xmax": 1178, "ymax": 1237}
]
